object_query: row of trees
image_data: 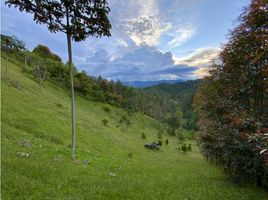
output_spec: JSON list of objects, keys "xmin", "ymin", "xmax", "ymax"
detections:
[{"xmin": 194, "ymin": 0, "xmax": 268, "ymax": 187}]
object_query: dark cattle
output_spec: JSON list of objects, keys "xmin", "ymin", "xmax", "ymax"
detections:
[{"xmin": 144, "ymin": 143, "xmax": 160, "ymax": 150}]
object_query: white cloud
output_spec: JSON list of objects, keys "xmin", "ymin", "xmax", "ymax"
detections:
[
  {"xmin": 175, "ymin": 48, "xmax": 220, "ymax": 67},
  {"xmin": 174, "ymin": 47, "xmax": 221, "ymax": 78},
  {"xmin": 109, "ymin": 0, "xmax": 161, "ymax": 46},
  {"xmin": 168, "ymin": 28, "xmax": 195, "ymax": 47},
  {"xmin": 80, "ymin": 44, "xmax": 198, "ymax": 81},
  {"xmin": 108, "ymin": 0, "xmax": 195, "ymax": 47}
]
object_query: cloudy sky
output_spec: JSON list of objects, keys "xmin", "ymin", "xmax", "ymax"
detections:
[{"xmin": 1, "ymin": 0, "xmax": 250, "ymax": 81}]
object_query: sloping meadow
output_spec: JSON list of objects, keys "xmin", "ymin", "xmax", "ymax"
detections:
[{"xmin": 1, "ymin": 56, "xmax": 267, "ymax": 199}]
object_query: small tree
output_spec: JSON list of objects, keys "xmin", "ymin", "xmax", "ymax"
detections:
[
  {"xmin": 101, "ymin": 119, "xmax": 108, "ymax": 126},
  {"xmin": 181, "ymin": 143, "xmax": 187, "ymax": 154},
  {"xmin": 6, "ymin": 0, "xmax": 112, "ymax": 159},
  {"xmin": 165, "ymin": 138, "xmax": 169, "ymax": 145},
  {"xmin": 32, "ymin": 60, "xmax": 47, "ymax": 91},
  {"xmin": 141, "ymin": 132, "xmax": 146, "ymax": 139}
]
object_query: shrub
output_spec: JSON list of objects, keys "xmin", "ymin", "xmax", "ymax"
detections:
[
  {"xmin": 141, "ymin": 132, "xmax": 146, "ymax": 139},
  {"xmin": 103, "ymin": 106, "xmax": 111, "ymax": 112},
  {"xmin": 56, "ymin": 103, "xmax": 63, "ymax": 108},
  {"xmin": 180, "ymin": 143, "xmax": 192, "ymax": 154},
  {"xmin": 181, "ymin": 143, "xmax": 187, "ymax": 153},
  {"xmin": 101, "ymin": 119, "xmax": 108, "ymax": 126},
  {"xmin": 165, "ymin": 138, "xmax": 169, "ymax": 145},
  {"xmin": 33, "ymin": 44, "xmax": 62, "ymax": 62},
  {"xmin": 158, "ymin": 140, "xmax": 163, "ymax": 146}
]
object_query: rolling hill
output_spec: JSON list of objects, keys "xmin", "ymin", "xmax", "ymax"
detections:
[
  {"xmin": 143, "ymin": 79, "xmax": 202, "ymax": 95},
  {"xmin": 123, "ymin": 79, "xmax": 184, "ymax": 88},
  {"xmin": 1, "ymin": 55, "xmax": 267, "ymax": 199}
]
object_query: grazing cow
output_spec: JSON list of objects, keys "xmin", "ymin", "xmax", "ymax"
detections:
[{"xmin": 144, "ymin": 143, "xmax": 160, "ymax": 150}]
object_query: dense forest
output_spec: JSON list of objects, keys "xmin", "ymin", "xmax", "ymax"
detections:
[
  {"xmin": 194, "ymin": 0, "xmax": 268, "ymax": 187},
  {"xmin": 143, "ymin": 80, "xmax": 202, "ymax": 131}
]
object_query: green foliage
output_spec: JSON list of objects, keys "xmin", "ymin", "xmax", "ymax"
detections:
[
  {"xmin": 33, "ymin": 44, "xmax": 62, "ymax": 62},
  {"xmin": 1, "ymin": 34, "xmax": 25, "ymax": 51},
  {"xmin": 141, "ymin": 132, "xmax": 146, "ymax": 139},
  {"xmin": 5, "ymin": 0, "xmax": 112, "ymax": 41},
  {"xmin": 165, "ymin": 138, "xmax": 169, "ymax": 145},
  {"xmin": 55, "ymin": 103, "xmax": 63, "ymax": 108},
  {"xmin": 128, "ymin": 153, "xmax": 133, "ymax": 158},
  {"xmin": 143, "ymin": 80, "xmax": 202, "ymax": 130},
  {"xmin": 181, "ymin": 143, "xmax": 187, "ymax": 154},
  {"xmin": 180, "ymin": 143, "xmax": 192, "ymax": 154},
  {"xmin": 165, "ymin": 112, "xmax": 182, "ymax": 135},
  {"xmin": 74, "ymin": 70, "xmax": 94, "ymax": 96},
  {"xmin": 101, "ymin": 119, "xmax": 109, "ymax": 126}
]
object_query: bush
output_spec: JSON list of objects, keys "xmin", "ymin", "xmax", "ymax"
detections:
[
  {"xmin": 165, "ymin": 138, "xmax": 169, "ymax": 145},
  {"xmin": 33, "ymin": 44, "xmax": 62, "ymax": 62},
  {"xmin": 103, "ymin": 106, "xmax": 111, "ymax": 112},
  {"xmin": 141, "ymin": 132, "xmax": 146, "ymax": 139},
  {"xmin": 181, "ymin": 143, "xmax": 187, "ymax": 153},
  {"xmin": 180, "ymin": 143, "xmax": 192, "ymax": 154},
  {"xmin": 101, "ymin": 119, "xmax": 108, "ymax": 126},
  {"xmin": 55, "ymin": 103, "xmax": 63, "ymax": 108},
  {"xmin": 158, "ymin": 140, "xmax": 163, "ymax": 146}
]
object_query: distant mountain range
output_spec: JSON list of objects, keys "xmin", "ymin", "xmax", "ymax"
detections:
[
  {"xmin": 143, "ymin": 79, "xmax": 202, "ymax": 95},
  {"xmin": 123, "ymin": 79, "xmax": 184, "ymax": 88}
]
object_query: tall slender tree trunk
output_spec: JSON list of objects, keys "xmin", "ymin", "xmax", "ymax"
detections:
[{"xmin": 66, "ymin": 10, "xmax": 75, "ymax": 160}]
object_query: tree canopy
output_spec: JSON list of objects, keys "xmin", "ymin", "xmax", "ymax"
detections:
[
  {"xmin": 194, "ymin": 0, "xmax": 268, "ymax": 187},
  {"xmin": 5, "ymin": 0, "xmax": 112, "ymax": 40},
  {"xmin": 33, "ymin": 44, "xmax": 62, "ymax": 62}
]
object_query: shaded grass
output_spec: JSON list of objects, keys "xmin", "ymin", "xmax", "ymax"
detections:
[{"xmin": 1, "ymin": 56, "xmax": 268, "ymax": 199}]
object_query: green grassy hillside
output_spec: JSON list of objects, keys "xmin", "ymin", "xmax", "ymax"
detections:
[{"xmin": 1, "ymin": 56, "xmax": 267, "ymax": 199}]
